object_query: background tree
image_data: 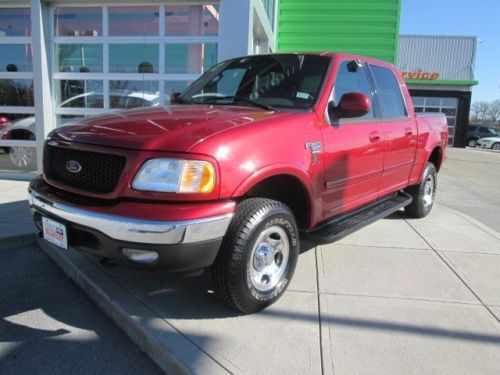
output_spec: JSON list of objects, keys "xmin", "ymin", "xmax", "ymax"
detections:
[{"xmin": 470, "ymin": 99, "xmax": 500, "ymax": 127}]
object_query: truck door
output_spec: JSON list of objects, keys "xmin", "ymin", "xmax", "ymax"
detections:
[
  {"xmin": 321, "ymin": 60, "xmax": 384, "ymax": 218},
  {"xmin": 368, "ymin": 65, "xmax": 417, "ymax": 196}
]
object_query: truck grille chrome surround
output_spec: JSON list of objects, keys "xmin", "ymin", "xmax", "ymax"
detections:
[{"xmin": 44, "ymin": 145, "xmax": 126, "ymax": 194}]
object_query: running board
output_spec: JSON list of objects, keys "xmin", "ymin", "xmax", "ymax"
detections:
[{"xmin": 306, "ymin": 193, "xmax": 412, "ymax": 244}]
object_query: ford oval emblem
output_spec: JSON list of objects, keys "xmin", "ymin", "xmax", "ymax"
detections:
[{"xmin": 66, "ymin": 160, "xmax": 82, "ymax": 173}]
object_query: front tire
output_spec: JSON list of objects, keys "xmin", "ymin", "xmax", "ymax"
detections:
[
  {"xmin": 211, "ymin": 198, "xmax": 299, "ymax": 313},
  {"xmin": 404, "ymin": 162, "xmax": 437, "ymax": 218},
  {"xmin": 492, "ymin": 142, "xmax": 500, "ymax": 151}
]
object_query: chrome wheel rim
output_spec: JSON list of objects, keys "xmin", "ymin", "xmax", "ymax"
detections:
[
  {"xmin": 423, "ymin": 174, "xmax": 435, "ymax": 209},
  {"xmin": 9, "ymin": 146, "xmax": 34, "ymax": 168},
  {"xmin": 249, "ymin": 226, "xmax": 290, "ymax": 292},
  {"xmin": 467, "ymin": 139, "xmax": 477, "ymax": 147},
  {"xmin": 493, "ymin": 143, "xmax": 500, "ymax": 150}
]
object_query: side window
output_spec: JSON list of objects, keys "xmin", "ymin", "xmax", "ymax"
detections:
[
  {"xmin": 370, "ymin": 65, "xmax": 408, "ymax": 119},
  {"xmin": 333, "ymin": 61, "xmax": 374, "ymax": 119}
]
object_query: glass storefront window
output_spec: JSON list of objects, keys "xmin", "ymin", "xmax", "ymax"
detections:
[
  {"xmin": 442, "ymin": 108, "xmax": 457, "ymax": 117},
  {"xmin": 0, "ymin": 79, "xmax": 34, "ymax": 107},
  {"xmin": 56, "ymin": 80, "xmax": 104, "ymax": 108},
  {"xmin": 203, "ymin": 5, "xmax": 219, "ymax": 36},
  {"xmin": 109, "ymin": 44, "xmax": 159, "ymax": 73},
  {"xmin": 0, "ymin": 146, "xmax": 37, "ymax": 172},
  {"xmin": 109, "ymin": 6, "xmax": 159, "ymax": 36},
  {"xmin": 165, "ymin": 43, "xmax": 217, "ymax": 73},
  {"xmin": 425, "ymin": 108, "xmax": 440, "ymax": 113},
  {"xmin": 425, "ymin": 97, "xmax": 441, "ymax": 107},
  {"xmin": 54, "ymin": 7, "xmax": 102, "ymax": 37},
  {"xmin": 260, "ymin": 0, "xmax": 275, "ymax": 30},
  {"xmin": 165, "ymin": 4, "xmax": 219, "ymax": 36},
  {"xmin": 0, "ymin": 8, "xmax": 31, "ymax": 37},
  {"xmin": 56, "ymin": 44, "xmax": 103, "ymax": 73},
  {"xmin": 411, "ymin": 97, "xmax": 424, "ymax": 107},
  {"xmin": 442, "ymin": 98, "xmax": 458, "ymax": 108},
  {"xmin": 109, "ymin": 81, "xmax": 159, "ymax": 109},
  {"xmin": 165, "ymin": 81, "xmax": 190, "ymax": 103},
  {"xmin": 56, "ymin": 115, "xmax": 85, "ymax": 127},
  {"xmin": 0, "ymin": 44, "xmax": 33, "ymax": 72},
  {"xmin": 412, "ymin": 95, "xmax": 460, "ymax": 146},
  {"xmin": 165, "ymin": 81, "xmax": 190, "ymax": 94}
]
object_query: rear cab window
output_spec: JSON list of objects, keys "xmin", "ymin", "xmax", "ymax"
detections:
[{"xmin": 370, "ymin": 65, "xmax": 408, "ymax": 120}]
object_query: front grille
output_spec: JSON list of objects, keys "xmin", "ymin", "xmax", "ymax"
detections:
[{"xmin": 44, "ymin": 145, "xmax": 126, "ymax": 194}]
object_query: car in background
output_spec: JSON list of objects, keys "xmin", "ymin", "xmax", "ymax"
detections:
[
  {"xmin": 0, "ymin": 116, "xmax": 11, "ymax": 129},
  {"xmin": 476, "ymin": 136, "xmax": 500, "ymax": 150},
  {"xmin": 0, "ymin": 91, "xmax": 159, "ymax": 169},
  {"xmin": 466, "ymin": 125, "xmax": 499, "ymax": 147}
]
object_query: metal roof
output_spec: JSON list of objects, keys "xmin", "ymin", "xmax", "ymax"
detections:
[{"xmin": 397, "ymin": 35, "xmax": 477, "ymax": 82}]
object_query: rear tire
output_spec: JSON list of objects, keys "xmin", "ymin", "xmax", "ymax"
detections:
[
  {"xmin": 211, "ymin": 198, "xmax": 299, "ymax": 313},
  {"xmin": 404, "ymin": 162, "xmax": 437, "ymax": 218}
]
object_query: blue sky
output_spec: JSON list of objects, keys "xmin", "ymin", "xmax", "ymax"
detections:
[{"xmin": 400, "ymin": 0, "xmax": 499, "ymax": 103}]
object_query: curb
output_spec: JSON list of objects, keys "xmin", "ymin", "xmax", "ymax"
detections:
[
  {"xmin": 36, "ymin": 237, "xmax": 229, "ymax": 375},
  {"xmin": 0, "ymin": 233, "xmax": 36, "ymax": 250}
]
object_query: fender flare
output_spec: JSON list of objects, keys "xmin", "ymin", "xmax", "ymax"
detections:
[
  {"xmin": 419, "ymin": 142, "xmax": 444, "ymax": 180},
  {"xmin": 232, "ymin": 164, "xmax": 317, "ymax": 225}
]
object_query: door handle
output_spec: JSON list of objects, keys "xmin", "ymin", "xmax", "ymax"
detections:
[
  {"xmin": 369, "ymin": 132, "xmax": 381, "ymax": 143},
  {"xmin": 405, "ymin": 127, "xmax": 414, "ymax": 137}
]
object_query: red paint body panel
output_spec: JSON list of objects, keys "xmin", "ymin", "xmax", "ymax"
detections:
[{"xmin": 43, "ymin": 53, "xmax": 448, "ymax": 229}]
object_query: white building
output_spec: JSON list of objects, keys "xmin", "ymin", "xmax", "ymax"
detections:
[{"xmin": 0, "ymin": 0, "xmax": 276, "ymax": 177}]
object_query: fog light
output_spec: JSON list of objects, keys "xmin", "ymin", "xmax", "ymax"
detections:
[{"xmin": 122, "ymin": 248, "xmax": 159, "ymax": 264}]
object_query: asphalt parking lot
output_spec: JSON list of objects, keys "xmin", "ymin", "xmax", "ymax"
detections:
[
  {"xmin": 1, "ymin": 147, "xmax": 499, "ymax": 374},
  {"xmin": 439, "ymin": 147, "xmax": 500, "ymax": 232}
]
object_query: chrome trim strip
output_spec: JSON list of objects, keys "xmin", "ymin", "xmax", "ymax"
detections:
[{"xmin": 28, "ymin": 190, "xmax": 232, "ymax": 245}]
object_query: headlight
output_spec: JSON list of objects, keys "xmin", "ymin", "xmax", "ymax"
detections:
[{"xmin": 132, "ymin": 158, "xmax": 215, "ymax": 193}]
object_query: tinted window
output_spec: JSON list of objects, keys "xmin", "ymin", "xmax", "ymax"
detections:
[
  {"xmin": 182, "ymin": 54, "xmax": 330, "ymax": 109},
  {"xmin": 333, "ymin": 61, "xmax": 374, "ymax": 118},
  {"xmin": 371, "ymin": 65, "xmax": 407, "ymax": 119}
]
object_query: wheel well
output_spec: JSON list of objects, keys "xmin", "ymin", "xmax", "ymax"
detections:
[
  {"xmin": 244, "ymin": 175, "xmax": 311, "ymax": 229},
  {"xmin": 429, "ymin": 147, "xmax": 443, "ymax": 172}
]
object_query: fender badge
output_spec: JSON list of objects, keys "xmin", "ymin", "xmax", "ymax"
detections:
[{"xmin": 305, "ymin": 142, "xmax": 321, "ymax": 165}]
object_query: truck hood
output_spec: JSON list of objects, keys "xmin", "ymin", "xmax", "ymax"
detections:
[{"xmin": 51, "ymin": 105, "xmax": 289, "ymax": 152}]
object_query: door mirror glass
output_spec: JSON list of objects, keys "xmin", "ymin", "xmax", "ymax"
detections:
[{"xmin": 330, "ymin": 92, "xmax": 371, "ymax": 119}]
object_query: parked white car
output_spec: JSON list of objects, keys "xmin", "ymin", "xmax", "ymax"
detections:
[
  {"xmin": 0, "ymin": 91, "xmax": 159, "ymax": 169},
  {"xmin": 476, "ymin": 136, "xmax": 500, "ymax": 150}
]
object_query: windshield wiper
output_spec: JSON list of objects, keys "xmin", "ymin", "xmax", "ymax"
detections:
[{"xmin": 204, "ymin": 95, "xmax": 275, "ymax": 111}]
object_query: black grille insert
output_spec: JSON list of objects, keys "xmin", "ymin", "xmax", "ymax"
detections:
[{"xmin": 45, "ymin": 145, "xmax": 126, "ymax": 194}]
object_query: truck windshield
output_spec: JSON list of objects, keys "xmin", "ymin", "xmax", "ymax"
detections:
[{"xmin": 179, "ymin": 54, "xmax": 331, "ymax": 110}]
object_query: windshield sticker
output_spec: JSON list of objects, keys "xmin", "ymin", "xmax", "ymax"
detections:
[{"xmin": 296, "ymin": 92, "xmax": 310, "ymax": 99}]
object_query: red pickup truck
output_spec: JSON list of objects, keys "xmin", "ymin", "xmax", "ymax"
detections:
[{"xmin": 29, "ymin": 53, "xmax": 448, "ymax": 313}]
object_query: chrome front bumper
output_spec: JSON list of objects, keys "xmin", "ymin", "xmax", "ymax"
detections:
[{"xmin": 28, "ymin": 190, "xmax": 232, "ymax": 245}]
